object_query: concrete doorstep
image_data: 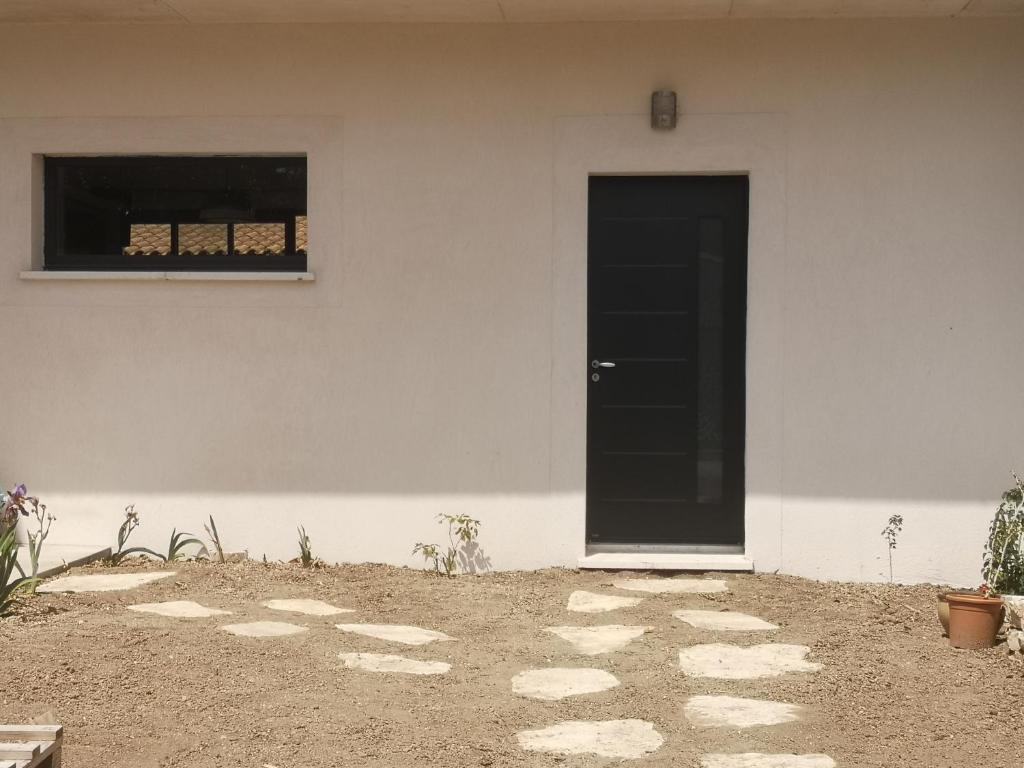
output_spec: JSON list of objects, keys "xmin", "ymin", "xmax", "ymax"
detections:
[{"xmin": 5, "ymin": 544, "xmax": 112, "ymax": 586}]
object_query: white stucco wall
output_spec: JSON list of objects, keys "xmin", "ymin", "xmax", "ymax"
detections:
[{"xmin": 0, "ymin": 19, "xmax": 1021, "ymax": 585}]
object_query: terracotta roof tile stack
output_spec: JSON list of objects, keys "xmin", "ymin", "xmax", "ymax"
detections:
[
  {"xmin": 123, "ymin": 224, "xmax": 171, "ymax": 255},
  {"xmin": 179, "ymin": 224, "xmax": 227, "ymax": 255},
  {"xmin": 123, "ymin": 216, "xmax": 308, "ymax": 256}
]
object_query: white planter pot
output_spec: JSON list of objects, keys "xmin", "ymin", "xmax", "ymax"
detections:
[{"xmin": 13, "ymin": 514, "xmax": 31, "ymax": 546}]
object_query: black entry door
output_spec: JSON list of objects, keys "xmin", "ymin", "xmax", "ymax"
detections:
[{"xmin": 587, "ymin": 176, "xmax": 748, "ymax": 547}]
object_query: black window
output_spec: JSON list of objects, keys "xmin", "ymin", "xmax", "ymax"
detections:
[{"xmin": 44, "ymin": 156, "xmax": 307, "ymax": 271}]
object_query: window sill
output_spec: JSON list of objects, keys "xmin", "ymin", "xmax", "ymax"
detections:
[{"xmin": 19, "ymin": 270, "xmax": 315, "ymax": 282}]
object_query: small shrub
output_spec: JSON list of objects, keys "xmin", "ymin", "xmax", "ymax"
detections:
[
  {"xmin": 412, "ymin": 542, "xmax": 443, "ymax": 574},
  {"xmin": 296, "ymin": 528, "xmax": 315, "ymax": 569},
  {"xmin": 109, "ymin": 507, "xmax": 207, "ymax": 564},
  {"xmin": 413, "ymin": 514, "xmax": 482, "ymax": 577},
  {"xmin": 164, "ymin": 529, "xmax": 208, "ymax": 562},
  {"xmin": 881, "ymin": 514, "xmax": 903, "ymax": 583},
  {"xmin": 204, "ymin": 515, "xmax": 226, "ymax": 564},
  {"xmin": 983, "ymin": 473, "xmax": 1024, "ymax": 596}
]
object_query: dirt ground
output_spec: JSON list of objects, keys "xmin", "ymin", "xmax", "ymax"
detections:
[{"xmin": 1, "ymin": 560, "xmax": 1022, "ymax": 768}]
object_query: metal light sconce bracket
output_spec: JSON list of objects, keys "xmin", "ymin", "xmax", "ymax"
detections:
[{"xmin": 651, "ymin": 90, "xmax": 678, "ymax": 130}]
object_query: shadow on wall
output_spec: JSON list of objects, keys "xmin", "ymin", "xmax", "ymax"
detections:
[{"xmin": 459, "ymin": 541, "xmax": 493, "ymax": 575}]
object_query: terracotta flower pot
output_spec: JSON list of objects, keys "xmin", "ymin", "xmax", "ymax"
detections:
[
  {"xmin": 938, "ymin": 590, "xmax": 984, "ymax": 636},
  {"xmin": 947, "ymin": 593, "xmax": 1004, "ymax": 649}
]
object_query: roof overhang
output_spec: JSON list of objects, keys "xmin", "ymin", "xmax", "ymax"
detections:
[{"xmin": 0, "ymin": 0, "xmax": 1021, "ymax": 24}]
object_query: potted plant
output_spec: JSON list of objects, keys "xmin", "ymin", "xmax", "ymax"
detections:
[
  {"xmin": 984, "ymin": 473, "xmax": 1024, "ymax": 633},
  {"xmin": 985, "ymin": 474, "xmax": 1024, "ymax": 594},
  {"xmin": 947, "ymin": 474, "xmax": 1024, "ymax": 649}
]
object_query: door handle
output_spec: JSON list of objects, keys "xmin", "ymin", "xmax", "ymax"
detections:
[{"xmin": 591, "ymin": 360, "xmax": 616, "ymax": 369}]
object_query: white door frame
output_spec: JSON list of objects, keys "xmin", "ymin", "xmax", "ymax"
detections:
[{"xmin": 550, "ymin": 112, "xmax": 788, "ymax": 572}]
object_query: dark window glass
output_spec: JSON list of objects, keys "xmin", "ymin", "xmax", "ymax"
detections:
[{"xmin": 44, "ymin": 156, "xmax": 307, "ymax": 271}]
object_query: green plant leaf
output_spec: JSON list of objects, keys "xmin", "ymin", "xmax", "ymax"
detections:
[
  {"xmin": 156, "ymin": 529, "xmax": 209, "ymax": 562},
  {"xmin": 0, "ymin": 527, "xmax": 39, "ymax": 615}
]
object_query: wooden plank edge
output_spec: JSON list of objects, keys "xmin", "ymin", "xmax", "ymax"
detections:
[
  {"xmin": 0, "ymin": 743, "xmax": 39, "ymax": 761},
  {"xmin": 0, "ymin": 726, "xmax": 62, "ymax": 741}
]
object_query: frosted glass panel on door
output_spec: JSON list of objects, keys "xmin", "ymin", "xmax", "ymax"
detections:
[{"xmin": 697, "ymin": 217, "xmax": 724, "ymax": 504}]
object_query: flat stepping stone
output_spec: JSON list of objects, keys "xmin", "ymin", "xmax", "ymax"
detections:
[
  {"xmin": 685, "ymin": 696, "xmax": 802, "ymax": 728},
  {"xmin": 339, "ymin": 652, "xmax": 450, "ymax": 675},
  {"xmin": 127, "ymin": 600, "xmax": 230, "ymax": 618},
  {"xmin": 512, "ymin": 668, "xmax": 620, "ymax": 701},
  {"xmin": 674, "ymin": 610, "xmax": 778, "ymax": 631},
  {"xmin": 37, "ymin": 571, "xmax": 176, "ymax": 593},
  {"xmin": 517, "ymin": 719, "xmax": 664, "ymax": 759},
  {"xmin": 679, "ymin": 644, "xmax": 821, "ymax": 679},
  {"xmin": 221, "ymin": 621, "xmax": 308, "ymax": 638},
  {"xmin": 545, "ymin": 625, "xmax": 649, "ymax": 655},
  {"xmin": 613, "ymin": 578, "xmax": 729, "ymax": 594},
  {"xmin": 567, "ymin": 590, "xmax": 643, "ymax": 613},
  {"xmin": 701, "ymin": 755, "xmax": 835, "ymax": 768},
  {"xmin": 263, "ymin": 598, "xmax": 353, "ymax": 616},
  {"xmin": 335, "ymin": 623, "xmax": 452, "ymax": 645}
]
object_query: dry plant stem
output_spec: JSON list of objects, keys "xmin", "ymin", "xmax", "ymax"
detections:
[
  {"xmin": 205, "ymin": 515, "xmax": 226, "ymax": 564},
  {"xmin": 26, "ymin": 502, "xmax": 54, "ymax": 583}
]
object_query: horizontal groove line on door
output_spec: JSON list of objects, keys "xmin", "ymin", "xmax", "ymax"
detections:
[
  {"xmin": 600, "ymin": 263, "xmax": 687, "ymax": 269},
  {"xmin": 602, "ymin": 451, "xmax": 689, "ymax": 456},
  {"xmin": 607, "ymin": 357, "xmax": 689, "ymax": 363},
  {"xmin": 600, "ymin": 498, "xmax": 690, "ymax": 503},
  {"xmin": 601, "ymin": 310, "xmax": 689, "ymax": 316},
  {"xmin": 600, "ymin": 404, "xmax": 688, "ymax": 409},
  {"xmin": 600, "ymin": 216, "xmax": 692, "ymax": 222}
]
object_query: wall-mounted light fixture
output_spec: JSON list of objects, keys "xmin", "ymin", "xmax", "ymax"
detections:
[{"xmin": 651, "ymin": 90, "xmax": 678, "ymax": 130}]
